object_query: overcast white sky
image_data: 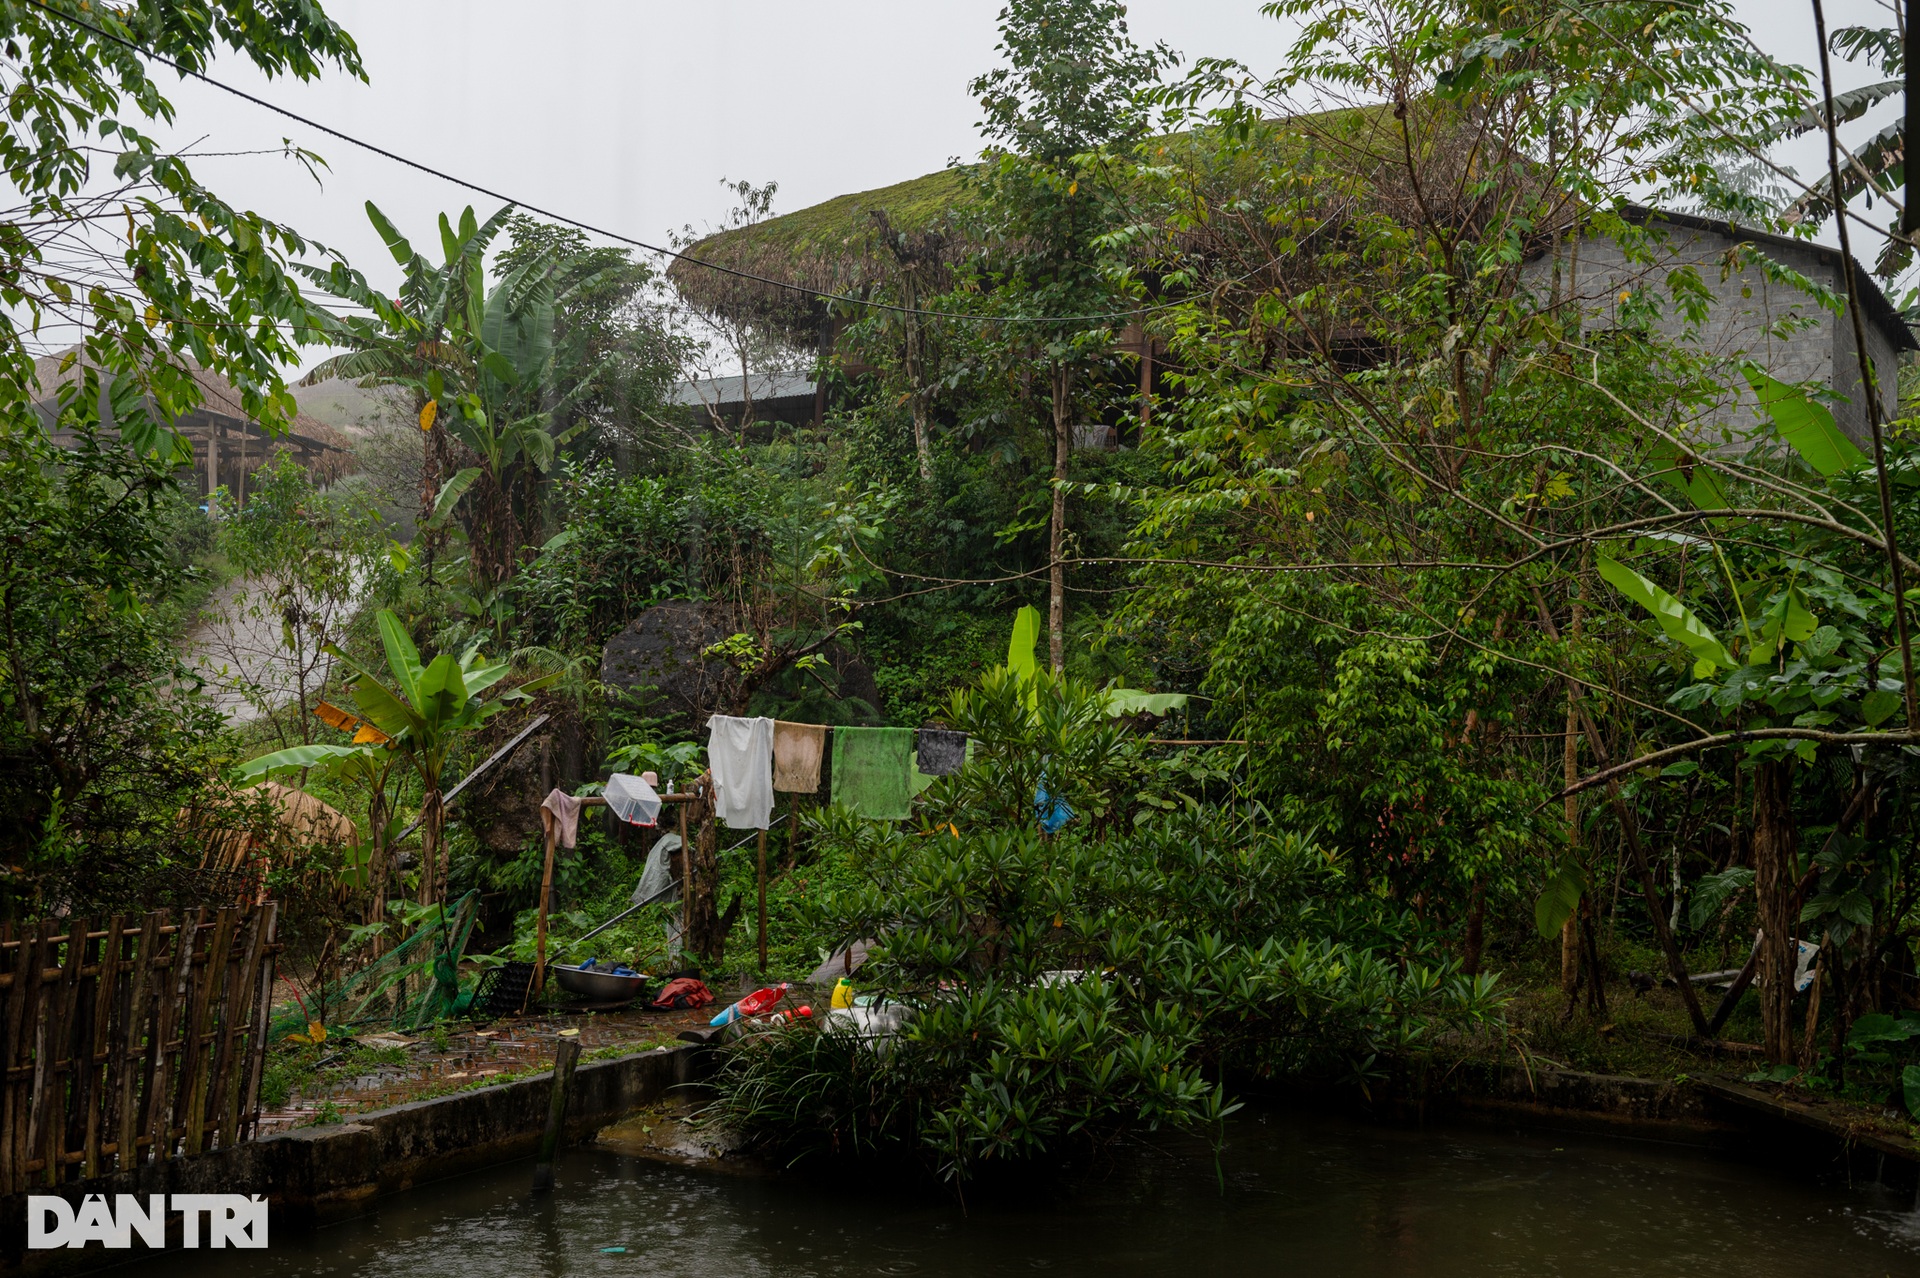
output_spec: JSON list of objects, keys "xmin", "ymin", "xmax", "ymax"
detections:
[{"xmin": 109, "ymin": 0, "xmax": 1904, "ymax": 373}]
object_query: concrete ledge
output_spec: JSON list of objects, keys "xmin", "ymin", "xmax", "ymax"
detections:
[
  {"xmin": 1403, "ymin": 1059, "xmax": 1741, "ymax": 1147},
  {"xmin": 1, "ymin": 1042, "xmax": 711, "ymax": 1272},
  {"xmin": 1381, "ymin": 1057, "xmax": 1919, "ymax": 1192}
]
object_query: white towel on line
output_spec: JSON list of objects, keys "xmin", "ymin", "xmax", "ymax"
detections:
[{"xmin": 706, "ymin": 714, "xmax": 775, "ymax": 830}]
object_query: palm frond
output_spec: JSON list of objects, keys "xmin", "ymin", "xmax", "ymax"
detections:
[
  {"xmin": 1785, "ymin": 117, "xmax": 1905, "ymax": 222},
  {"xmin": 1775, "ymin": 80, "xmax": 1901, "ymax": 139},
  {"xmin": 1832, "ymin": 25, "xmax": 1902, "ymax": 75}
]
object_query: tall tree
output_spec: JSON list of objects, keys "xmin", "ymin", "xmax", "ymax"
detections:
[
  {"xmin": 1112, "ymin": 0, "xmax": 1816, "ymax": 1028},
  {"xmin": 300, "ymin": 203, "xmax": 511, "ymax": 583},
  {"xmin": 0, "ymin": 2, "xmax": 361, "ymax": 455},
  {"xmin": 0, "ymin": 1, "xmax": 362, "ymax": 906},
  {"xmin": 306, "ymin": 205, "xmax": 647, "ymax": 604},
  {"xmin": 965, "ymin": 0, "xmax": 1173, "ymax": 671},
  {"xmin": 495, "ymin": 214, "xmax": 687, "ymax": 481}
]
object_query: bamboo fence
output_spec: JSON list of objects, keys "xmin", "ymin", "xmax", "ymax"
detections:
[{"xmin": 0, "ymin": 904, "xmax": 279, "ymax": 1194}]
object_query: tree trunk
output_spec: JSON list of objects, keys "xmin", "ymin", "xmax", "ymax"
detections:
[
  {"xmin": 683, "ymin": 781, "xmax": 728, "ymax": 963},
  {"xmin": 416, "ymin": 788, "xmax": 445, "ymax": 907},
  {"xmin": 1048, "ymin": 362, "xmax": 1070, "ymax": 674},
  {"xmin": 910, "ymin": 385, "xmax": 933, "ymax": 483},
  {"xmin": 465, "ymin": 464, "xmax": 520, "ymax": 593},
  {"xmin": 1568, "ymin": 701, "xmax": 1710, "ymax": 1037},
  {"xmin": 1579, "ymin": 895, "xmax": 1608, "ymax": 1017},
  {"xmin": 1610, "ymin": 781, "xmax": 1711, "ymax": 1037},
  {"xmin": 1463, "ymin": 877, "xmax": 1486, "ymax": 975},
  {"xmin": 1752, "ymin": 759, "xmax": 1799, "ymax": 1064},
  {"xmin": 1561, "ymin": 579, "xmax": 1584, "ymax": 994},
  {"xmin": 737, "ymin": 342, "xmax": 754, "ymax": 445},
  {"xmin": 1562, "ymin": 689, "xmax": 1581, "ymax": 993},
  {"xmin": 358, "ymin": 769, "xmax": 392, "ymax": 953},
  {"xmin": 1531, "ymin": 581, "xmax": 1698, "ymax": 1028},
  {"xmin": 903, "ymin": 278, "xmax": 933, "ymax": 482}
]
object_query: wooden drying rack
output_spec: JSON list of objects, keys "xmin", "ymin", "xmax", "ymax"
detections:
[
  {"xmin": 532, "ymin": 782, "xmax": 716, "ymax": 998},
  {"xmin": 530, "ymin": 773, "xmax": 781, "ymax": 998}
]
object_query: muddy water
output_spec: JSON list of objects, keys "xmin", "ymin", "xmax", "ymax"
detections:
[{"xmin": 133, "ymin": 1107, "xmax": 1919, "ymax": 1277}]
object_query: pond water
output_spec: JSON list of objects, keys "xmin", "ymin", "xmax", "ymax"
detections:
[{"xmin": 132, "ymin": 1108, "xmax": 1920, "ymax": 1278}]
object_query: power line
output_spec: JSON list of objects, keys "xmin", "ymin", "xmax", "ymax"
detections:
[
  {"xmin": 43, "ymin": 0, "xmax": 1900, "ymax": 340},
  {"xmin": 35, "ymin": 3, "xmax": 1209, "ymax": 329}
]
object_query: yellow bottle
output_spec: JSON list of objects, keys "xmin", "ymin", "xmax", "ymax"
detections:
[{"xmin": 831, "ymin": 977, "xmax": 854, "ymax": 1009}]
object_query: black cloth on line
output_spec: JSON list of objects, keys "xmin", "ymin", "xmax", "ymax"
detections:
[{"xmin": 915, "ymin": 728, "xmax": 968, "ymax": 777}]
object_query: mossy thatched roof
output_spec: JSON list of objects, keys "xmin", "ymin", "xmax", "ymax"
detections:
[
  {"xmin": 664, "ymin": 105, "xmax": 1552, "ymax": 349},
  {"xmin": 667, "ymin": 167, "xmax": 972, "ymax": 347}
]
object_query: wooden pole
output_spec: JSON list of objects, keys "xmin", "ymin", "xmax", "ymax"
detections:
[
  {"xmin": 676, "ymin": 799, "xmax": 690, "ymax": 963},
  {"xmin": 784, "ymin": 791, "xmax": 801, "ymax": 870},
  {"xmin": 530, "ymin": 1033, "xmax": 581, "ymax": 1192},
  {"xmin": 530, "ymin": 823, "xmax": 559, "ymax": 1001},
  {"xmin": 756, "ymin": 826, "xmax": 768, "ymax": 974},
  {"xmin": 521, "ymin": 791, "xmax": 695, "ymax": 988},
  {"xmin": 1138, "ymin": 335, "xmax": 1152, "ymax": 430}
]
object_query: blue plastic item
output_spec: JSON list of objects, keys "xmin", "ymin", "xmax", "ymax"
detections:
[{"xmin": 1035, "ymin": 778, "xmax": 1073, "ymax": 835}]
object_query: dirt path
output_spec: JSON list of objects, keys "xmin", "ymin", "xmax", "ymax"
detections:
[{"xmin": 179, "ymin": 576, "xmax": 332, "ymax": 724}]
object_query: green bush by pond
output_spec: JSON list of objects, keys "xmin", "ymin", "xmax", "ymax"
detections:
[{"xmin": 704, "ymin": 672, "xmax": 1505, "ymax": 1184}]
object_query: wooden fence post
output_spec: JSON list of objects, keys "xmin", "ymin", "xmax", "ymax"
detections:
[
  {"xmin": 0, "ymin": 903, "xmax": 279, "ymax": 1187},
  {"xmin": 531, "ymin": 1034, "xmax": 581, "ymax": 1192}
]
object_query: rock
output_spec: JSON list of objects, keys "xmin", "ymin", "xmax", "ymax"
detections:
[
  {"xmin": 599, "ymin": 600, "xmax": 734, "ymax": 726},
  {"xmin": 599, "ymin": 600, "xmax": 883, "ymax": 727},
  {"xmin": 458, "ymin": 698, "xmax": 586, "ymax": 854},
  {"xmin": 595, "ymin": 1096, "xmax": 767, "ymax": 1175}
]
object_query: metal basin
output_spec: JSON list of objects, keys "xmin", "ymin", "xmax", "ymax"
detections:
[{"xmin": 551, "ymin": 964, "xmax": 650, "ymax": 1004}]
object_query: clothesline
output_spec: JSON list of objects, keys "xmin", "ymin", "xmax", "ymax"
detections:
[
  {"xmin": 1143, "ymin": 738, "xmax": 1259, "ymax": 746},
  {"xmin": 696, "ymin": 717, "xmax": 970, "ymax": 827}
]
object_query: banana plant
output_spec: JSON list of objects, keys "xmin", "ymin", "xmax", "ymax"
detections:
[
  {"xmin": 305, "ymin": 203, "xmax": 617, "ymax": 598},
  {"xmin": 1775, "ymin": 25, "xmax": 1911, "ymax": 278},
  {"xmin": 1003, "ymin": 604, "xmax": 1188, "ymax": 718},
  {"xmin": 248, "ymin": 609, "xmax": 553, "ymax": 906},
  {"xmin": 423, "ymin": 258, "xmax": 611, "ymax": 594},
  {"xmin": 298, "ymin": 204, "xmax": 511, "ymax": 578},
  {"xmin": 237, "ymin": 731, "xmax": 405, "ymax": 937}
]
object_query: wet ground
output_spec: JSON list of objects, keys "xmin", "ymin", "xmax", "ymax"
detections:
[{"xmin": 256, "ymin": 1001, "xmax": 725, "ymax": 1132}]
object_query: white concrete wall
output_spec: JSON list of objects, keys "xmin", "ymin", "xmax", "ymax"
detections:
[{"xmin": 1523, "ymin": 223, "xmax": 1899, "ymax": 450}]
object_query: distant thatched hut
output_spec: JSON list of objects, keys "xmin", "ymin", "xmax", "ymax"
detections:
[
  {"xmin": 190, "ymin": 782, "xmax": 358, "ymax": 887},
  {"xmin": 30, "ymin": 347, "xmax": 354, "ymax": 506}
]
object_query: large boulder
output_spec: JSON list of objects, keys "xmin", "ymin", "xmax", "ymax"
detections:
[
  {"xmin": 600, "ymin": 600, "xmax": 735, "ymax": 725},
  {"xmin": 457, "ymin": 698, "xmax": 588, "ymax": 854},
  {"xmin": 600, "ymin": 600, "xmax": 885, "ymax": 728}
]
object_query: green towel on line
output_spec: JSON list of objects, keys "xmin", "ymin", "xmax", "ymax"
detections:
[{"xmin": 832, "ymin": 727, "xmax": 916, "ymax": 820}]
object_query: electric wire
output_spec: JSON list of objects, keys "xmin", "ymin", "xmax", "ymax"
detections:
[{"xmin": 32, "ymin": 3, "xmax": 1238, "ymax": 328}]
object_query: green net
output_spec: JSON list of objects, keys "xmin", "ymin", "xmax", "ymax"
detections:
[{"xmin": 271, "ymin": 891, "xmax": 482, "ymax": 1038}]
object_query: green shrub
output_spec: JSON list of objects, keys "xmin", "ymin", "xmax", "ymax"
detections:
[{"xmin": 704, "ymin": 672, "xmax": 1504, "ymax": 1184}]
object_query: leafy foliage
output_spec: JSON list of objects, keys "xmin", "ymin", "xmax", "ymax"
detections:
[{"xmin": 707, "ymin": 677, "xmax": 1501, "ymax": 1184}]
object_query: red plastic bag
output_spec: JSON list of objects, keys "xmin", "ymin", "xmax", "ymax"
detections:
[
  {"xmin": 650, "ymin": 977, "xmax": 714, "ymax": 1010},
  {"xmin": 731, "ymin": 985, "xmax": 787, "ymax": 1018}
]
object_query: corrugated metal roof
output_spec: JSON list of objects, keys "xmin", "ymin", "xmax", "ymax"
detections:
[{"xmin": 665, "ymin": 371, "xmax": 815, "ymax": 407}]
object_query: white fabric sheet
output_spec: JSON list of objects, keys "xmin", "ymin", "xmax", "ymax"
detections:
[{"xmin": 706, "ymin": 714, "xmax": 775, "ymax": 830}]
